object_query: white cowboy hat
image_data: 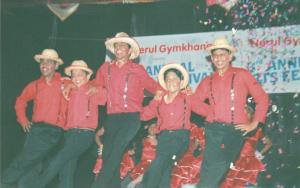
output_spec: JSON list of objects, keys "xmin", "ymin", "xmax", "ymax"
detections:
[
  {"xmin": 34, "ymin": 49, "xmax": 64, "ymax": 65},
  {"xmin": 65, "ymin": 60, "xmax": 93, "ymax": 79},
  {"xmin": 158, "ymin": 63, "xmax": 189, "ymax": 90},
  {"xmin": 105, "ymin": 32, "xmax": 140, "ymax": 60},
  {"xmin": 206, "ymin": 37, "xmax": 236, "ymax": 54}
]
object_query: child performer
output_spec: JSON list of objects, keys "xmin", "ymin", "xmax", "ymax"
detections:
[
  {"xmin": 139, "ymin": 63, "xmax": 209, "ymax": 188},
  {"xmin": 127, "ymin": 122, "xmax": 158, "ymax": 188},
  {"xmin": 170, "ymin": 123, "xmax": 205, "ymax": 188}
]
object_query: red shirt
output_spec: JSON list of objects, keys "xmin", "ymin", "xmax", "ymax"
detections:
[
  {"xmin": 130, "ymin": 137, "xmax": 157, "ymax": 180},
  {"xmin": 64, "ymin": 82, "xmax": 106, "ymax": 130},
  {"xmin": 189, "ymin": 124, "xmax": 205, "ymax": 150},
  {"xmin": 120, "ymin": 151, "xmax": 135, "ymax": 179},
  {"xmin": 141, "ymin": 93, "xmax": 203, "ymax": 131},
  {"xmin": 15, "ymin": 73, "xmax": 65, "ymax": 128},
  {"xmin": 95, "ymin": 60, "xmax": 160, "ymax": 114},
  {"xmin": 193, "ymin": 66, "xmax": 269, "ymax": 124}
]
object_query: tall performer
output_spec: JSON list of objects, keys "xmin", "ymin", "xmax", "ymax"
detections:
[
  {"xmin": 90, "ymin": 32, "xmax": 161, "ymax": 188},
  {"xmin": 193, "ymin": 37, "xmax": 269, "ymax": 188}
]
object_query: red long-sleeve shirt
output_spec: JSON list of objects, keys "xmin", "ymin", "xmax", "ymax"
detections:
[
  {"xmin": 64, "ymin": 82, "xmax": 106, "ymax": 130},
  {"xmin": 15, "ymin": 73, "xmax": 65, "ymax": 128},
  {"xmin": 193, "ymin": 66, "xmax": 269, "ymax": 124},
  {"xmin": 95, "ymin": 60, "xmax": 160, "ymax": 114},
  {"xmin": 141, "ymin": 93, "xmax": 209, "ymax": 131}
]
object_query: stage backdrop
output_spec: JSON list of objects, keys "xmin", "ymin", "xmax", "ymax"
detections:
[{"xmin": 108, "ymin": 24, "xmax": 300, "ymax": 93}]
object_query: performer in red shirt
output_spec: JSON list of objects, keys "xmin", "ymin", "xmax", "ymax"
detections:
[
  {"xmin": 127, "ymin": 123, "xmax": 158, "ymax": 188},
  {"xmin": 138, "ymin": 63, "xmax": 209, "ymax": 188},
  {"xmin": 170, "ymin": 124, "xmax": 205, "ymax": 188},
  {"xmin": 33, "ymin": 60, "xmax": 106, "ymax": 188},
  {"xmin": 1, "ymin": 49, "xmax": 66, "ymax": 187},
  {"xmin": 193, "ymin": 37, "xmax": 269, "ymax": 188},
  {"xmin": 90, "ymin": 32, "xmax": 161, "ymax": 188}
]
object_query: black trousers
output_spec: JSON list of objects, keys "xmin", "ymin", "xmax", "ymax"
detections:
[
  {"xmin": 1, "ymin": 122, "xmax": 63, "ymax": 185},
  {"xmin": 91, "ymin": 112, "xmax": 141, "ymax": 188},
  {"xmin": 197, "ymin": 122, "xmax": 245, "ymax": 188},
  {"xmin": 34, "ymin": 128, "xmax": 95, "ymax": 188},
  {"xmin": 139, "ymin": 130, "xmax": 190, "ymax": 188}
]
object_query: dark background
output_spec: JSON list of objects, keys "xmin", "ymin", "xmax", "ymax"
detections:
[{"xmin": 1, "ymin": 0, "xmax": 300, "ymax": 187}]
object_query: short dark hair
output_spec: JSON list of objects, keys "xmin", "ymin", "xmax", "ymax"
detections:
[{"xmin": 164, "ymin": 68, "xmax": 183, "ymax": 81}]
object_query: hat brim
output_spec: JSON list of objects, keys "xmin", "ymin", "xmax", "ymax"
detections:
[
  {"xmin": 64, "ymin": 66, "xmax": 93, "ymax": 79},
  {"xmin": 158, "ymin": 63, "xmax": 189, "ymax": 90},
  {"xmin": 206, "ymin": 44, "xmax": 236, "ymax": 54},
  {"xmin": 105, "ymin": 37, "xmax": 140, "ymax": 60},
  {"xmin": 34, "ymin": 54, "xmax": 64, "ymax": 65}
]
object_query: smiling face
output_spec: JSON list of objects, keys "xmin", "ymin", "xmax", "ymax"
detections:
[
  {"xmin": 39, "ymin": 59, "xmax": 58, "ymax": 78},
  {"xmin": 211, "ymin": 48, "xmax": 233, "ymax": 73},
  {"xmin": 164, "ymin": 70, "xmax": 182, "ymax": 94},
  {"xmin": 71, "ymin": 69, "xmax": 89, "ymax": 87},
  {"xmin": 113, "ymin": 42, "xmax": 132, "ymax": 61}
]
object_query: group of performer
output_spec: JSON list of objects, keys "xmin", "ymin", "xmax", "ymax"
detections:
[{"xmin": 1, "ymin": 31, "xmax": 270, "ymax": 188}]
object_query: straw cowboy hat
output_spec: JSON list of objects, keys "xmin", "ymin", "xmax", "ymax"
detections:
[
  {"xmin": 65, "ymin": 60, "xmax": 93, "ymax": 79},
  {"xmin": 158, "ymin": 63, "xmax": 189, "ymax": 90},
  {"xmin": 105, "ymin": 32, "xmax": 140, "ymax": 60},
  {"xmin": 34, "ymin": 49, "xmax": 64, "ymax": 65},
  {"xmin": 207, "ymin": 37, "xmax": 236, "ymax": 54}
]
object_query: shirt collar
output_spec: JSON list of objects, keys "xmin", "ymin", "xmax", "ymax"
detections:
[
  {"xmin": 214, "ymin": 65, "xmax": 234, "ymax": 78},
  {"xmin": 112, "ymin": 59, "xmax": 133, "ymax": 68}
]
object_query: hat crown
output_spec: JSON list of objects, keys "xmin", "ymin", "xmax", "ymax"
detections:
[
  {"xmin": 71, "ymin": 60, "xmax": 88, "ymax": 67},
  {"xmin": 114, "ymin": 32, "xmax": 130, "ymax": 38},
  {"xmin": 105, "ymin": 32, "xmax": 140, "ymax": 60},
  {"xmin": 212, "ymin": 37, "xmax": 231, "ymax": 46},
  {"xmin": 41, "ymin": 49, "xmax": 59, "ymax": 59}
]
